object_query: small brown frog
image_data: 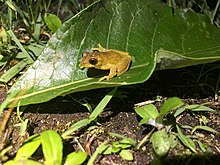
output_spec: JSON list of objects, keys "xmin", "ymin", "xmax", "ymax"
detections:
[{"xmin": 80, "ymin": 44, "xmax": 132, "ymax": 81}]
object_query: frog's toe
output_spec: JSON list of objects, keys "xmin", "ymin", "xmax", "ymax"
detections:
[{"xmin": 99, "ymin": 76, "xmax": 109, "ymax": 81}]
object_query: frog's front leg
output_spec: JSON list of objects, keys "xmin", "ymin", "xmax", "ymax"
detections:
[{"xmin": 99, "ymin": 66, "xmax": 117, "ymax": 81}]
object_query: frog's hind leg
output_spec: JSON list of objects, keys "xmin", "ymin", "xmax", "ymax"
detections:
[
  {"xmin": 116, "ymin": 57, "xmax": 131, "ymax": 76},
  {"xmin": 93, "ymin": 44, "xmax": 129, "ymax": 56},
  {"xmin": 93, "ymin": 44, "xmax": 107, "ymax": 52}
]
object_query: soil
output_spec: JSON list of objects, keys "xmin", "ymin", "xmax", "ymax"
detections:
[{"xmin": 0, "ymin": 62, "xmax": 220, "ymax": 165}]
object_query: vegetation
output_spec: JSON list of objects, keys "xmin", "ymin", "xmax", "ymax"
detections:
[{"xmin": 0, "ymin": 0, "xmax": 219, "ymax": 164}]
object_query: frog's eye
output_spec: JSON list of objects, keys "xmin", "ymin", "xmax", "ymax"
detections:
[{"xmin": 89, "ymin": 58, "xmax": 98, "ymax": 65}]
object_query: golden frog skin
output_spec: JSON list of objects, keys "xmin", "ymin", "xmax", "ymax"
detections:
[{"xmin": 80, "ymin": 44, "xmax": 132, "ymax": 81}]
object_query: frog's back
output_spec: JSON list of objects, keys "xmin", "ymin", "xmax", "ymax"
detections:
[{"xmin": 100, "ymin": 51, "xmax": 131, "ymax": 65}]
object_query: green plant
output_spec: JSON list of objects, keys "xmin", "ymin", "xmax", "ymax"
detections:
[
  {"xmin": 0, "ymin": 0, "xmax": 50, "ymax": 85},
  {"xmin": 4, "ymin": 0, "xmax": 50, "ymax": 40},
  {"xmin": 103, "ymin": 133, "xmax": 136, "ymax": 161},
  {"xmin": 3, "ymin": 130, "xmax": 87, "ymax": 165},
  {"xmin": 86, "ymin": 133, "xmax": 136, "ymax": 165},
  {"xmin": 62, "ymin": 87, "xmax": 117, "ymax": 138},
  {"xmin": 3, "ymin": 87, "xmax": 133, "ymax": 164},
  {"xmin": 135, "ymin": 97, "xmax": 218, "ymax": 157},
  {"xmin": 0, "ymin": 0, "xmax": 82, "ymax": 85}
]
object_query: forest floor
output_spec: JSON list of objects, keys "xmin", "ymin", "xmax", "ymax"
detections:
[{"xmin": 0, "ymin": 63, "xmax": 220, "ymax": 165}]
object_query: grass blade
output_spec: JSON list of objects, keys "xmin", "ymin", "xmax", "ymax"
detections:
[
  {"xmin": 87, "ymin": 142, "xmax": 108, "ymax": 165},
  {"xmin": 7, "ymin": 30, "xmax": 34, "ymax": 63},
  {"xmin": 176, "ymin": 125, "xmax": 197, "ymax": 153},
  {"xmin": 191, "ymin": 125, "xmax": 219, "ymax": 134},
  {"xmin": 0, "ymin": 59, "xmax": 28, "ymax": 83},
  {"xmin": 89, "ymin": 87, "xmax": 117, "ymax": 122},
  {"xmin": 61, "ymin": 119, "xmax": 90, "ymax": 138}
]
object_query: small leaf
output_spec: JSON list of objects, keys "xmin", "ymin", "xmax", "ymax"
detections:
[
  {"xmin": 185, "ymin": 104, "xmax": 200, "ymax": 109},
  {"xmin": 108, "ymin": 132, "xmax": 127, "ymax": 139},
  {"xmin": 191, "ymin": 125, "xmax": 219, "ymax": 134},
  {"xmin": 200, "ymin": 115, "xmax": 208, "ymax": 125},
  {"xmin": 169, "ymin": 134, "xmax": 178, "ymax": 148},
  {"xmin": 45, "ymin": 13, "xmax": 62, "ymax": 33},
  {"xmin": 150, "ymin": 129, "xmax": 170, "ymax": 157},
  {"xmin": 119, "ymin": 150, "xmax": 133, "ymax": 161},
  {"xmin": 87, "ymin": 143, "xmax": 108, "ymax": 165},
  {"xmin": 103, "ymin": 146, "xmax": 120, "ymax": 154},
  {"xmin": 135, "ymin": 104, "xmax": 159, "ymax": 119},
  {"xmin": 176, "ymin": 125, "xmax": 197, "ymax": 153},
  {"xmin": 62, "ymin": 119, "xmax": 90, "ymax": 138},
  {"xmin": 112, "ymin": 141, "xmax": 120, "ymax": 148},
  {"xmin": 0, "ymin": 55, "xmax": 9, "ymax": 68},
  {"xmin": 102, "ymin": 146, "xmax": 112, "ymax": 154},
  {"xmin": 16, "ymin": 44, "xmax": 44, "ymax": 60},
  {"xmin": 64, "ymin": 152, "xmax": 87, "ymax": 165},
  {"xmin": 0, "ymin": 60, "xmax": 28, "ymax": 83},
  {"xmin": 41, "ymin": 130, "xmax": 63, "ymax": 165},
  {"xmin": 108, "ymin": 132, "xmax": 136, "ymax": 147},
  {"xmin": 4, "ymin": 160, "xmax": 43, "ymax": 165},
  {"xmin": 174, "ymin": 107, "xmax": 186, "ymax": 117},
  {"xmin": 19, "ymin": 119, "xmax": 28, "ymax": 136},
  {"xmin": 160, "ymin": 97, "xmax": 184, "ymax": 115},
  {"xmin": 111, "ymin": 145, "xmax": 121, "ymax": 153},
  {"xmin": 140, "ymin": 117, "xmax": 151, "ymax": 124},
  {"xmin": 194, "ymin": 140, "xmax": 208, "ymax": 153},
  {"xmin": 185, "ymin": 104, "xmax": 215, "ymax": 112},
  {"xmin": 120, "ymin": 138, "xmax": 136, "ymax": 147},
  {"xmin": 15, "ymin": 134, "xmax": 41, "ymax": 160},
  {"xmin": 113, "ymin": 142, "xmax": 131, "ymax": 149},
  {"xmin": 33, "ymin": 14, "xmax": 42, "ymax": 41},
  {"xmin": 27, "ymin": 43, "xmax": 45, "ymax": 58},
  {"xmin": 0, "ymin": 27, "xmax": 8, "ymax": 45}
]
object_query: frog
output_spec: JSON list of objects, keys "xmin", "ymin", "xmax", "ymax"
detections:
[{"xmin": 79, "ymin": 44, "xmax": 132, "ymax": 81}]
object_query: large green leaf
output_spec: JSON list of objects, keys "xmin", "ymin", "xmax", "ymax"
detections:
[{"xmin": 1, "ymin": 0, "xmax": 220, "ymax": 108}]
